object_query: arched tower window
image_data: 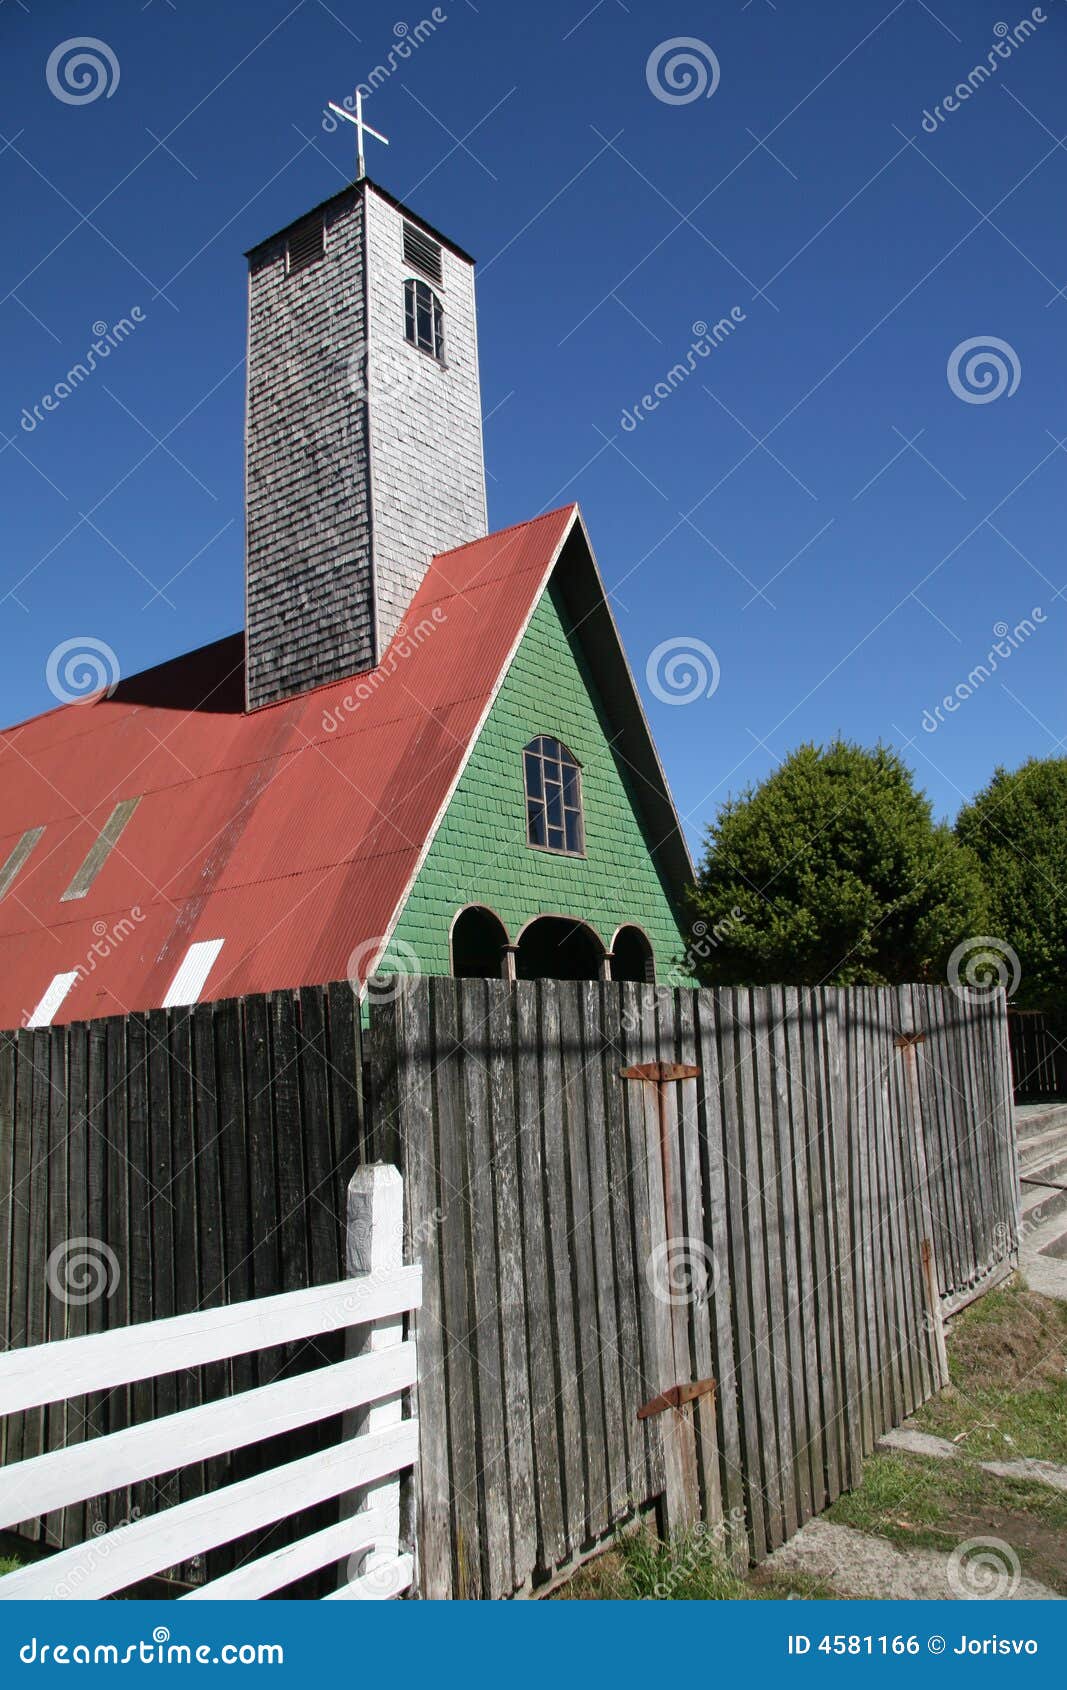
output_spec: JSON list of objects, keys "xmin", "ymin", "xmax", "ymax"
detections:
[
  {"xmin": 523, "ymin": 737, "xmax": 584, "ymax": 855},
  {"xmin": 404, "ymin": 278, "xmax": 444, "ymax": 360}
]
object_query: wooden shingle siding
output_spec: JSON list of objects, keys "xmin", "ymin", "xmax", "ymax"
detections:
[{"xmin": 244, "ymin": 183, "xmax": 486, "ymax": 711}]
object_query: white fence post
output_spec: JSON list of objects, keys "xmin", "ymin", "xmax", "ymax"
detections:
[{"xmin": 344, "ymin": 1164, "xmax": 408, "ymax": 1595}]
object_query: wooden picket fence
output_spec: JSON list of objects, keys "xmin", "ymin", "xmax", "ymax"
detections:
[
  {"xmin": 0, "ymin": 1166, "xmax": 419, "ymax": 1600},
  {"xmin": 369, "ymin": 977, "xmax": 1018, "ymax": 1596},
  {"xmin": 0, "ymin": 975, "xmax": 1018, "ymax": 1600}
]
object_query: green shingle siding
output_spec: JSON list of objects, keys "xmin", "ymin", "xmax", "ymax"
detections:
[{"xmin": 386, "ymin": 574, "xmax": 693, "ymax": 981}]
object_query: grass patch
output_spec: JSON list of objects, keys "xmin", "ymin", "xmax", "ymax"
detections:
[
  {"xmin": 826, "ymin": 1452, "xmax": 1067, "ymax": 1595},
  {"xmin": 912, "ymin": 1279, "xmax": 1067, "ymax": 1463},
  {"xmin": 555, "ymin": 1527, "xmax": 836, "ymax": 1601},
  {"xmin": 0, "ymin": 1558, "xmax": 19, "ymax": 1576}
]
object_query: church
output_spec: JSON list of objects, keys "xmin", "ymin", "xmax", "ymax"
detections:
[{"xmin": 0, "ymin": 170, "xmax": 695, "ymax": 1030}]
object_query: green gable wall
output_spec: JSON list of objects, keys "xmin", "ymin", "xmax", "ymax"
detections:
[{"xmin": 384, "ymin": 573, "xmax": 694, "ymax": 983}]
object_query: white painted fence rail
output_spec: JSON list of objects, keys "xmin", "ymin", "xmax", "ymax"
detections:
[{"xmin": 0, "ymin": 1165, "xmax": 420, "ymax": 1601}]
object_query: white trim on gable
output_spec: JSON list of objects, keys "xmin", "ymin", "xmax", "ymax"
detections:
[{"xmin": 162, "ymin": 939, "xmax": 225, "ymax": 1009}]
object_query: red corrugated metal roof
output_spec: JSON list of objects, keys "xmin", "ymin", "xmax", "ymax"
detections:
[{"xmin": 0, "ymin": 506, "xmax": 577, "ymax": 1027}]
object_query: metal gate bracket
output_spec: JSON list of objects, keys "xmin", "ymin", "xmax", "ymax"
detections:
[
  {"xmin": 894, "ymin": 1032, "xmax": 926, "ymax": 1049},
  {"xmin": 637, "ymin": 1378, "xmax": 717, "ymax": 1420},
  {"xmin": 621, "ymin": 1062, "xmax": 701, "ymax": 1083}
]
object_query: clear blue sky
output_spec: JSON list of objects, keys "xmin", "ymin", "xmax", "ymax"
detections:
[{"xmin": 2, "ymin": 0, "xmax": 1064, "ymax": 855}]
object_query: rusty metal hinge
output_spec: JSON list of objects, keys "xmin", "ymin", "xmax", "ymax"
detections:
[
  {"xmin": 637, "ymin": 1377, "xmax": 717, "ymax": 1419},
  {"xmin": 621, "ymin": 1062, "xmax": 701, "ymax": 1083}
]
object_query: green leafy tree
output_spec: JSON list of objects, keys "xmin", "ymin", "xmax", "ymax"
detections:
[
  {"xmin": 688, "ymin": 740, "xmax": 988, "ymax": 986},
  {"xmin": 956, "ymin": 759, "xmax": 1067, "ymax": 1011}
]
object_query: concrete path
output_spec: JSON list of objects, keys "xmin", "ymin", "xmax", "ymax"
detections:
[
  {"xmin": 765, "ymin": 1519, "xmax": 1061, "ymax": 1601},
  {"xmin": 878, "ymin": 1426, "xmax": 1067, "ymax": 1495}
]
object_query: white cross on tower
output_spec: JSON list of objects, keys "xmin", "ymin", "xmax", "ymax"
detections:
[{"xmin": 328, "ymin": 89, "xmax": 389, "ymax": 181}]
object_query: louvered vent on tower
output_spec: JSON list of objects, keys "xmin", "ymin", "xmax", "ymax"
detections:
[
  {"xmin": 403, "ymin": 221, "xmax": 442, "ymax": 284},
  {"xmin": 287, "ymin": 216, "xmax": 325, "ymax": 274}
]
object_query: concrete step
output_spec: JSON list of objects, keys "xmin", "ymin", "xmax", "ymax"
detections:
[
  {"xmin": 1015, "ymin": 1102, "xmax": 1067, "ymax": 1144},
  {"xmin": 1019, "ymin": 1145, "xmax": 1067, "ymax": 1190},
  {"xmin": 1021, "ymin": 1203, "xmax": 1067, "ymax": 1257},
  {"xmin": 1018, "ymin": 1123, "xmax": 1067, "ymax": 1172},
  {"xmin": 1020, "ymin": 1177, "xmax": 1067, "ymax": 1233}
]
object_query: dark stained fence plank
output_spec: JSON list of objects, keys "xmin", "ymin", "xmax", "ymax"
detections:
[
  {"xmin": 191, "ymin": 1001, "xmax": 231, "ymax": 1513},
  {"xmin": 45, "ymin": 1023, "xmax": 72, "ymax": 1550},
  {"xmin": 0, "ymin": 1032, "xmax": 15, "ymax": 1471},
  {"xmin": 26, "ymin": 1028, "xmax": 54, "ymax": 1536}
]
